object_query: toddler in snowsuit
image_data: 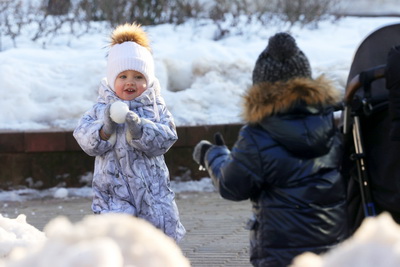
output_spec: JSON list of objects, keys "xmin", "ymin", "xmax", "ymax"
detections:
[
  {"xmin": 73, "ymin": 23, "xmax": 185, "ymax": 242},
  {"xmin": 193, "ymin": 32, "xmax": 349, "ymax": 266}
]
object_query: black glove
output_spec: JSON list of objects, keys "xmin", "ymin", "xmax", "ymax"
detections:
[
  {"xmin": 193, "ymin": 140, "xmax": 212, "ymax": 169},
  {"xmin": 192, "ymin": 132, "xmax": 226, "ymax": 170},
  {"xmin": 386, "ymin": 45, "xmax": 400, "ymax": 90},
  {"xmin": 214, "ymin": 132, "xmax": 225, "ymax": 146}
]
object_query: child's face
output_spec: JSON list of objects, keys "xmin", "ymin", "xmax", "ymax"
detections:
[{"xmin": 114, "ymin": 70, "xmax": 147, "ymax": 101}]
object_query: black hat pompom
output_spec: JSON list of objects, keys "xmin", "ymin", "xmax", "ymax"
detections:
[
  {"xmin": 252, "ymin": 32, "xmax": 312, "ymax": 84},
  {"xmin": 267, "ymin": 33, "xmax": 299, "ymax": 61}
]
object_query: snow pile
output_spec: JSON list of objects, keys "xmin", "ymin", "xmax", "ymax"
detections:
[
  {"xmin": 291, "ymin": 212, "xmax": 400, "ymax": 267},
  {"xmin": 0, "ymin": 214, "xmax": 190, "ymax": 267},
  {"xmin": 0, "ymin": 215, "xmax": 46, "ymax": 258},
  {"xmin": 3, "ymin": 211, "xmax": 400, "ymax": 267}
]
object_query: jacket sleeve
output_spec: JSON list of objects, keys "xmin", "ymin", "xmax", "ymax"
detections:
[
  {"xmin": 205, "ymin": 127, "xmax": 263, "ymax": 201},
  {"xmin": 127, "ymin": 103, "xmax": 178, "ymax": 157},
  {"xmin": 73, "ymin": 104, "xmax": 114, "ymax": 157}
]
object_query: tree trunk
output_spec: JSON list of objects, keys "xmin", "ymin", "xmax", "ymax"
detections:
[{"xmin": 46, "ymin": 0, "xmax": 71, "ymax": 15}]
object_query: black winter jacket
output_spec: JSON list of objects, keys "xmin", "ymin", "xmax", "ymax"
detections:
[{"xmin": 204, "ymin": 77, "xmax": 349, "ymax": 267}]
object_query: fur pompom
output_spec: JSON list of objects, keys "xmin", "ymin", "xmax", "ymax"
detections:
[{"xmin": 110, "ymin": 22, "xmax": 151, "ymax": 51}]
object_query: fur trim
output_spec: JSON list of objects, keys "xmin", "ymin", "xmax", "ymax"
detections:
[
  {"xmin": 110, "ymin": 22, "xmax": 151, "ymax": 51},
  {"xmin": 242, "ymin": 76, "xmax": 342, "ymax": 123}
]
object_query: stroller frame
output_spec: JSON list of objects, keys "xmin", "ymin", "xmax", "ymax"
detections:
[
  {"xmin": 343, "ymin": 65, "xmax": 386, "ymax": 217},
  {"xmin": 341, "ymin": 23, "xmax": 400, "ymax": 232}
]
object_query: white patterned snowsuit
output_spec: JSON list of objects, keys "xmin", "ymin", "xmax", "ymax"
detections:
[{"xmin": 73, "ymin": 80, "xmax": 185, "ymax": 242}]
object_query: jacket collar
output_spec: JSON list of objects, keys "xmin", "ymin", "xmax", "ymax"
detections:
[{"xmin": 242, "ymin": 76, "xmax": 341, "ymax": 123}]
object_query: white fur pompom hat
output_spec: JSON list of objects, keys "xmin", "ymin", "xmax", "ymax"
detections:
[{"xmin": 106, "ymin": 23, "xmax": 155, "ymax": 91}]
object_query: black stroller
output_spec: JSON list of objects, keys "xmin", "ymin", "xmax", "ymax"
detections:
[{"xmin": 341, "ymin": 23, "xmax": 400, "ymax": 234}]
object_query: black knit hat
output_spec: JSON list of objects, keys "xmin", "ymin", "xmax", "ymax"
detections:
[{"xmin": 252, "ymin": 32, "xmax": 312, "ymax": 84}]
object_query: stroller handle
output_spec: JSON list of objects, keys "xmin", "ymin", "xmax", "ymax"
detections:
[
  {"xmin": 344, "ymin": 64, "xmax": 386, "ymax": 105},
  {"xmin": 343, "ymin": 65, "xmax": 386, "ymax": 135}
]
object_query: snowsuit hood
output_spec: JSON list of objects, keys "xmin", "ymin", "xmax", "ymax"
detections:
[{"xmin": 98, "ymin": 78, "xmax": 161, "ymax": 115}]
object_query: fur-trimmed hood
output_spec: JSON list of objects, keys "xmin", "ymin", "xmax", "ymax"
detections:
[{"xmin": 242, "ymin": 76, "xmax": 341, "ymax": 123}]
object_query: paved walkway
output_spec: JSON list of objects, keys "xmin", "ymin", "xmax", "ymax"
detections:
[{"xmin": 2, "ymin": 192, "xmax": 253, "ymax": 267}]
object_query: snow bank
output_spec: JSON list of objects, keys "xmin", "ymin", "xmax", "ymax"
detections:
[
  {"xmin": 291, "ymin": 212, "xmax": 400, "ymax": 267},
  {"xmin": 1, "ymin": 17, "xmax": 399, "ymax": 130},
  {"xmin": 2, "ymin": 192, "xmax": 400, "ymax": 266},
  {"xmin": 0, "ymin": 214, "xmax": 190, "ymax": 267},
  {"xmin": 0, "ymin": 215, "xmax": 46, "ymax": 258}
]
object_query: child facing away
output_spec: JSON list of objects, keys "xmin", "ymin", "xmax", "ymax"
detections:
[
  {"xmin": 73, "ymin": 23, "xmax": 185, "ymax": 242},
  {"xmin": 193, "ymin": 32, "xmax": 348, "ymax": 266}
]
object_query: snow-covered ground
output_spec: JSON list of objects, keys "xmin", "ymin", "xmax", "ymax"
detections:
[
  {"xmin": 0, "ymin": 177, "xmax": 215, "ymax": 202},
  {"xmin": 0, "ymin": 15, "xmax": 399, "ymax": 129},
  {"xmin": 0, "ymin": 177, "xmax": 213, "ymax": 266}
]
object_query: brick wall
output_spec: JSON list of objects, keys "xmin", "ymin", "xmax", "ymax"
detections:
[{"xmin": 0, "ymin": 124, "xmax": 243, "ymax": 190}]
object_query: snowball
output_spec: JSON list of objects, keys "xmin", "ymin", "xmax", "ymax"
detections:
[
  {"xmin": 53, "ymin": 188, "xmax": 68, "ymax": 199},
  {"xmin": 110, "ymin": 101, "xmax": 129, "ymax": 124}
]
